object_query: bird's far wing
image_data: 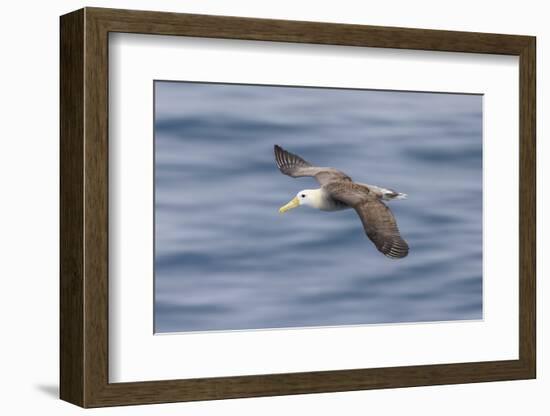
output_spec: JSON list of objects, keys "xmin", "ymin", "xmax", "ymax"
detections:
[
  {"xmin": 355, "ymin": 199, "xmax": 409, "ymax": 259},
  {"xmin": 274, "ymin": 145, "xmax": 351, "ymax": 185},
  {"xmin": 325, "ymin": 182, "xmax": 408, "ymax": 259}
]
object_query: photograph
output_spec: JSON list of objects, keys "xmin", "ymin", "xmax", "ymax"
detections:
[{"xmin": 154, "ymin": 81, "xmax": 483, "ymax": 333}]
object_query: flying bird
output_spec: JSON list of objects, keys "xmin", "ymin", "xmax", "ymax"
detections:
[{"xmin": 274, "ymin": 145, "xmax": 409, "ymax": 259}]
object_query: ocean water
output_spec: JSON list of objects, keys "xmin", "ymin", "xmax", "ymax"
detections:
[{"xmin": 154, "ymin": 81, "xmax": 483, "ymax": 333}]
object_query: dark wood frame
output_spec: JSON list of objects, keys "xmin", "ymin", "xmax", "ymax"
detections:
[{"xmin": 60, "ymin": 7, "xmax": 536, "ymax": 408}]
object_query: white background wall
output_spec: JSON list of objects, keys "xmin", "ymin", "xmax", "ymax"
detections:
[{"xmin": 0, "ymin": 1, "xmax": 545, "ymax": 414}]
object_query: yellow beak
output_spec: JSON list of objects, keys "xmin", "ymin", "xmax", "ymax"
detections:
[{"xmin": 279, "ymin": 197, "xmax": 300, "ymax": 214}]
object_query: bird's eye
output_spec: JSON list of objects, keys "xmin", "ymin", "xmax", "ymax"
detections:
[{"xmin": 301, "ymin": 194, "xmax": 306, "ymax": 198}]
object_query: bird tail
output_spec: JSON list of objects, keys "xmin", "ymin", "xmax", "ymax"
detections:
[{"xmin": 379, "ymin": 187, "xmax": 407, "ymax": 200}]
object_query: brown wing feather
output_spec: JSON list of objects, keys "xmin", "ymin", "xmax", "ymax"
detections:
[
  {"xmin": 325, "ymin": 182, "xmax": 408, "ymax": 259},
  {"xmin": 355, "ymin": 200, "xmax": 409, "ymax": 259},
  {"xmin": 274, "ymin": 145, "xmax": 351, "ymax": 185}
]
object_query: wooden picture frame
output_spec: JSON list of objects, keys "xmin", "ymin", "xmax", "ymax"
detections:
[{"xmin": 60, "ymin": 7, "xmax": 536, "ymax": 408}]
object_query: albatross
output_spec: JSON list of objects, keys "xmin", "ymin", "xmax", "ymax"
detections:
[{"xmin": 275, "ymin": 145, "xmax": 409, "ymax": 259}]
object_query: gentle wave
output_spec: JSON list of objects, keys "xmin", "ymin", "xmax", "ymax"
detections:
[{"xmin": 154, "ymin": 81, "xmax": 483, "ymax": 333}]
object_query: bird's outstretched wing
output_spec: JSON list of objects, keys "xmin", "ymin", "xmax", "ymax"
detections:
[
  {"xmin": 355, "ymin": 199, "xmax": 409, "ymax": 259},
  {"xmin": 325, "ymin": 182, "xmax": 409, "ymax": 259},
  {"xmin": 274, "ymin": 145, "xmax": 351, "ymax": 186}
]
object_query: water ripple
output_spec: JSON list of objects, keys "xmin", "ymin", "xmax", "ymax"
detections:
[{"xmin": 154, "ymin": 81, "xmax": 483, "ymax": 333}]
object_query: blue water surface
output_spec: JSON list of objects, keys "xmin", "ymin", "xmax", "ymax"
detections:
[{"xmin": 154, "ymin": 81, "xmax": 483, "ymax": 333}]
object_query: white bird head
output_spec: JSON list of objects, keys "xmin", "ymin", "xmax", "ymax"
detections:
[{"xmin": 279, "ymin": 189, "xmax": 321, "ymax": 213}]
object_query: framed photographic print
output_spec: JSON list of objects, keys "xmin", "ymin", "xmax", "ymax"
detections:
[{"xmin": 60, "ymin": 7, "xmax": 536, "ymax": 408}]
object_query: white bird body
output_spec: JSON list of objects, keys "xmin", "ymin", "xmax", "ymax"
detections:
[{"xmin": 287, "ymin": 185, "xmax": 407, "ymax": 212}]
